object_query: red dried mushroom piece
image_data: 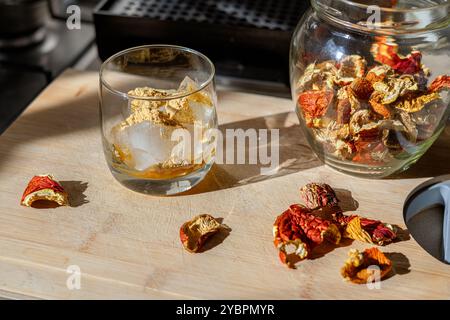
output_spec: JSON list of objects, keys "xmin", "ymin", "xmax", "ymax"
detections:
[
  {"xmin": 297, "ymin": 90, "xmax": 334, "ymax": 126},
  {"xmin": 289, "ymin": 204, "xmax": 341, "ymax": 246},
  {"xmin": 272, "ymin": 203, "xmax": 342, "ymax": 268},
  {"xmin": 21, "ymin": 174, "xmax": 69, "ymax": 207},
  {"xmin": 428, "ymin": 75, "xmax": 450, "ymax": 93},
  {"xmin": 335, "ymin": 213, "xmax": 397, "ymax": 246},
  {"xmin": 179, "ymin": 214, "xmax": 226, "ymax": 253},
  {"xmin": 273, "ymin": 208, "xmax": 311, "ymax": 268}
]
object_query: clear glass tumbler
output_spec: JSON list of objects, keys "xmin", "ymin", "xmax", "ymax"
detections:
[{"xmin": 99, "ymin": 45, "xmax": 218, "ymax": 195}]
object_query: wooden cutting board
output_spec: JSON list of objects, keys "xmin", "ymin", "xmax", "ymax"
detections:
[{"xmin": 1, "ymin": 69, "xmax": 450, "ymax": 299}]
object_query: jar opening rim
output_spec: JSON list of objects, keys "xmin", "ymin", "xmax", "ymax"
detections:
[
  {"xmin": 311, "ymin": 0, "xmax": 450, "ymax": 34},
  {"xmin": 99, "ymin": 44, "xmax": 215, "ymax": 101},
  {"xmin": 318, "ymin": 0, "xmax": 449, "ymax": 13}
]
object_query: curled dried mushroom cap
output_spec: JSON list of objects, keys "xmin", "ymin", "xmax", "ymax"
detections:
[
  {"xmin": 341, "ymin": 247, "xmax": 392, "ymax": 284},
  {"xmin": 179, "ymin": 214, "xmax": 228, "ymax": 253},
  {"xmin": 21, "ymin": 174, "xmax": 69, "ymax": 207}
]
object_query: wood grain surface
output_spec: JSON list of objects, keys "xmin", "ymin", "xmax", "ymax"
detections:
[{"xmin": 0, "ymin": 69, "xmax": 450, "ymax": 299}]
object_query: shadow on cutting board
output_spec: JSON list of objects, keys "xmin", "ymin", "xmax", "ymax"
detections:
[
  {"xmin": 197, "ymin": 217, "xmax": 232, "ymax": 253},
  {"xmin": 183, "ymin": 112, "xmax": 322, "ymax": 195},
  {"xmin": 0, "ymin": 76, "xmax": 99, "ymax": 169},
  {"xmin": 60, "ymin": 180, "xmax": 89, "ymax": 207}
]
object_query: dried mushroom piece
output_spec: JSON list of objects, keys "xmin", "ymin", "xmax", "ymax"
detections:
[
  {"xmin": 428, "ymin": 75, "xmax": 450, "ymax": 93},
  {"xmin": 397, "ymin": 111, "xmax": 418, "ymax": 142},
  {"xmin": 289, "ymin": 204, "xmax": 341, "ymax": 246},
  {"xmin": 21, "ymin": 174, "xmax": 69, "ymax": 207},
  {"xmin": 372, "ymin": 75, "xmax": 419, "ymax": 104},
  {"xmin": 413, "ymin": 102, "xmax": 446, "ymax": 140},
  {"xmin": 394, "ymin": 92, "xmax": 440, "ymax": 113},
  {"xmin": 355, "ymin": 122, "xmax": 383, "ymax": 142},
  {"xmin": 336, "ymin": 214, "xmax": 397, "ymax": 246},
  {"xmin": 298, "ymin": 90, "xmax": 334, "ymax": 126},
  {"xmin": 297, "ymin": 61, "xmax": 337, "ymax": 92},
  {"xmin": 179, "ymin": 214, "xmax": 226, "ymax": 253},
  {"xmin": 273, "ymin": 208, "xmax": 307, "ymax": 243},
  {"xmin": 352, "ymin": 142, "xmax": 391, "ymax": 165},
  {"xmin": 272, "ymin": 203, "xmax": 341, "ymax": 268},
  {"xmin": 341, "ymin": 247, "xmax": 392, "ymax": 284},
  {"xmin": 336, "ymin": 97, "xmax": 352, "ymax": 124},
  {"xmin": 333, "ymin": 139, "xmax": 357, "ymax": 160},
  {"xmin": 366, "ymin": 65, "xmax": 392, "ymax": 84},
  {"xmin": 370, "ymin": 37, "xmax": 399, "ymax": 67},
  {"xmin": 275, "ymin": 238, "xmax": 310, "ymax": 269},
  {"xmin": 349, "ymin": 109, "xmax": 374, "ymax": 135},
  {"xmin": 372, "ymin": 41, "xmax": 422, "ymax": 75},
  {"xmin": 369, "ymin": 91, "xmax": 392, "ymax": 119},
  {"xmin": 335, "ymin": 55, "xmax": 367, "ymax": 86},
  {"xmin": 382, "ymin": 130, "xmax": 403, "ymax": 152},
  {"xmin": 337, "ymin": 85, "xmax": 361, "ymax": 113},
  {"xmin": 350, "ymin": 78, "xmax": 374, "ymax": 100},
  {"xmin": 273, "ymin": 208, "xmax": 311, "ymax": 268},
  {"xmin": 300, "ymin": 183, "xmax": 339, "ymax": 210},
  {"xmin": 391, "ymin": 51, "xmax": 423, "ymax": 75}
]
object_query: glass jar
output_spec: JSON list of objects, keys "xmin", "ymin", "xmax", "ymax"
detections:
[
  {"xmin": 100, "ymin": 45, "xmax": 218, "ymax": 195},
  {"xmin": 290, "ymin": 0, "xmax": 450, "ymax": 178}
]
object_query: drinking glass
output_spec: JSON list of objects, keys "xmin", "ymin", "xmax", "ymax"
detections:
[{"xmin": 100, "ymin": 45, "xmax": 218, "ymax": 195}]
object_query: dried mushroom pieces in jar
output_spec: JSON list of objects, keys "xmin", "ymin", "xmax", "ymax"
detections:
[
  {"xmin": 179, "ymin": 214, "xmax": 226, "ymax": 253},
  {"xmin": 341, "ymin": 247, "xmax": 392, "ymax": 284},
  {"xmin": 295, "ymin": 48, "xmax": 450, "ymax": 168},
  {"xmin": 21, "ymin": 174, "xmax": 69, "ymax": 207},
  {"xmin": 300, "ymin": 183, "xmax": 339, "ymax": 210}
]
